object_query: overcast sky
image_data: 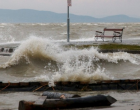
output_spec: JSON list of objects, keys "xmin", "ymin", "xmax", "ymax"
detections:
[{"xmin": 0, "ymin": 0, "xmax": 139, "ymax": 18}]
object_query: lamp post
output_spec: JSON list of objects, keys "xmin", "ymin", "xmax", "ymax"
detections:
[{"xmin": 67, "ymin": 0, "xmax": 71, "ymax": 42}]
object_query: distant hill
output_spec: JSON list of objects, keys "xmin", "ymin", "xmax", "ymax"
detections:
[{"xmin": 0, "ymin": 9, "xmax": 140, "ymax": 23}]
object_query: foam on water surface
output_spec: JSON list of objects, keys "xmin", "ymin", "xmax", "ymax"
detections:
[{"xmin": 0, "ymin": 36, "xmax": 140, "ymax": 85}]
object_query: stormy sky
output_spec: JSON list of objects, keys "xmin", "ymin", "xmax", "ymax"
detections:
[{"xmin": 0, "ymin": 0, "xmax": 139, "ymax": 18}]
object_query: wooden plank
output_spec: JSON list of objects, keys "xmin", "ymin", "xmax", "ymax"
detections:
[
  {"xmin": 104, "ymin": 28, "xmax": 123, "ymax": 31},
  {"xmin": 20, "ymin": 82, "xmax": 29, "ymax": 87},
  {"xmin": 33, "ymin": 96, "xmax": 47, "ymax": 105},
  {"xmin": 42, "ymin": 95, "xmax": 117, "ymax": 108},
  {"xmin": 18, "ymin": 100, "xmax": 35, "ymax": 110},
  {"xmin": 95, "ymin": 36, "xmax": 114, "ymax": 37}
]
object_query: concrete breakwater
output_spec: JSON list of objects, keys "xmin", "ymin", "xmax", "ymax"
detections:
[
  {"xmin": 1, "ymin": 39, "xmax": 140, "ymax": 56},
  {"xmin": 1, "ymin": 46, "xmax": 140, "ymax": 56}
]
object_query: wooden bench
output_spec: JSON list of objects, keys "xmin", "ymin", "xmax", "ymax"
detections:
[{"xmin": 95, "ymin": 28, "xmax": 125, "ymax": 42}]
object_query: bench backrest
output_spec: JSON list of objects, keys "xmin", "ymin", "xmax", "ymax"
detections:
[
  {"xmin": 104, "ymin": 28, "xmax": 124, "ymax": 32},
  {"xmin": 102, "ymin": 28, "xmax": 125, "ymax": 37}
]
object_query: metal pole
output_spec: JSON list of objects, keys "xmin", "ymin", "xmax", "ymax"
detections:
[{"xmin": 67, "ymin": 6, "xmax": 70, "ymax": 42}]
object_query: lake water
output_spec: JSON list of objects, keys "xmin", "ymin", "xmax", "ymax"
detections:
[{"xmin": 0, "ymin": 23, "xmax": 140, "ymax": 110}]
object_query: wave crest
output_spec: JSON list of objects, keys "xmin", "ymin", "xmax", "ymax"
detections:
[{"xmin": 1, "ymin": 36, "xmax": 140, "ymax": 85}]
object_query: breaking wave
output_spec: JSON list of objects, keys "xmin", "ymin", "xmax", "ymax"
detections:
[{"xmin": 0, "ymin": 36, "xmax": 140, "ymax": 85}]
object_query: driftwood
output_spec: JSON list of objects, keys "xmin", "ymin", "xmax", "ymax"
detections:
[
  {"xmin": 18, "ymin": 96, "xmax": 47, "ymax": 110},
  {"xmin": 42, "ymin": 95, "xmax": 116, "ymax": 108},
  {"xmin": 42, "ymin": 91, "xmax": 80, "ymax": 99},
  {"xmin": 18, "ymin": 95, "xmax": 117, "ymax": 110},
  {"xmin": 18, "ymin": 100, "xmax": 35, "ymax": 110}
]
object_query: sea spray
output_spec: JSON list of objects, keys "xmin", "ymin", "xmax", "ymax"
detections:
[
  {"xmin": 0, "ymin": 36, "xmax": 63, "ymax": 68},
  {"xmin": 0, "ymin": 36, "xmax": 140, "ymax": 85}
]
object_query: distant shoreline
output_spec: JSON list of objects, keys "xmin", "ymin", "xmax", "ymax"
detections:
[{"xmin": 0, "ymin": 9, "xmax": 140, "ymax": 23}]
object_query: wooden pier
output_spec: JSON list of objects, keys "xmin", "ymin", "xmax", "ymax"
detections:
[{"xmin": 0, "ymin": 79, "xmax": 140, "ymax": 92}]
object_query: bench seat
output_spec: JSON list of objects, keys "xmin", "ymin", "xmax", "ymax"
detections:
[{"xmin": 95, "ymin": 35, "xmax": 121, "ymax": 38}]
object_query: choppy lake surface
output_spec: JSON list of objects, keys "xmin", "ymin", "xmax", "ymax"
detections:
[
  {"xmin": 0, "ymin": 23, "xmax": 140, "ymax": 110},
  {"xmin": 0, "ymin": 23, "xmax": 140, "ymax": 84}
]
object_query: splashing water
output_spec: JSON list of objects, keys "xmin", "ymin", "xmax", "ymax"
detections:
[{"xmin": 1, "ymin": 36, "xmax": 140, "ymax": 85}]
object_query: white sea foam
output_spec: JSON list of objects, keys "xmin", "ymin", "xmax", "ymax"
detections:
[{"xmin": 1, "ymin": 36, "xmax": 140, "ymax": 86}]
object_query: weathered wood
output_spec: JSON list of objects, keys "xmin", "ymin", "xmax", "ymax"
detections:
[
  {"xmin": 104, "ymin": 28, "xmax": 123, "ymax": 31},
  {"xmin": 1, "ymin": 79, "xmax": 140, "ymax": 91},
  {"xmin": 43, "ymin": 95, "xmax": 117, "ymax": 108},
  {"xmin": 96, "ymin": 35, "xmax": 114, "ymax": 37},
  {"xmin": 34, "ymin": 96, "xmax": 47, "ymax": 105},
  {"xmin": 18, "ymin": 100, "xmax": 35, "ymax": 110},
  {"xmin": 18, "ymin": 100, "xmax": 47, "ymax": 110},
  {"xmin": 18, "ymin": 95, "xmax": 117, "ymax": 110}
]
